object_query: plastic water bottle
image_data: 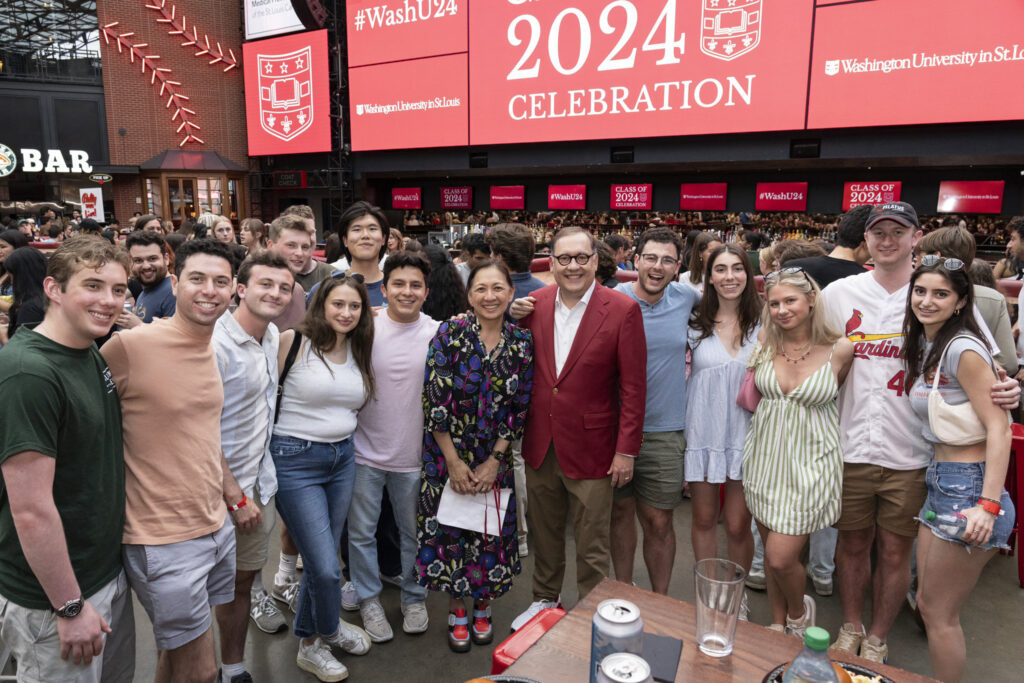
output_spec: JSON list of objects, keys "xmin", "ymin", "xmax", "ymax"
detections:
[
  {"xmin": 782, "ymin": 627, "xmax": 839, "ymax": 683},
  {"xmin": 923, "ymin": 510, "xmax": 968, "ymax": 538}
]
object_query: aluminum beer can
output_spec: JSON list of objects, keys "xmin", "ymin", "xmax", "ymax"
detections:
[
  {"xmin": 597, "ymin": 653, "xmax": 654, "ymax": 683},
  {"xmin": 590, "ymin": 599, "xmax": 643, "ymax": 683}
]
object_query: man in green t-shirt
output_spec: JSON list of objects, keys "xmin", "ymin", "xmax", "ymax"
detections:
[{"xmin": 0, "ymin": 237, "xmax": 135, "ymax": 682}]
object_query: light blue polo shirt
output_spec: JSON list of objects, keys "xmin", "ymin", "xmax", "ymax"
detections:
[{"xmin": 615, "ymin": 281, "xmax": 699, "ymax": 432}]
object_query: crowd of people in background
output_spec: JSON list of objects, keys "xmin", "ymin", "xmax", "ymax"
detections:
[{"xmin": 0, "ymin": 199, "xmax": 1021, "ymax": 683}]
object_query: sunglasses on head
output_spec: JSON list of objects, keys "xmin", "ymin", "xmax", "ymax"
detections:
[
  {"xmin": 332, "ymin": 271, "xmax": 365, "ymax": 283},
  {"xmin": 764, "ymin": 266, "xmax": 811, "ymax": 285},
  {"xmin": 919, "ymin": 254, "xmax": 965, "ymax": 271}
]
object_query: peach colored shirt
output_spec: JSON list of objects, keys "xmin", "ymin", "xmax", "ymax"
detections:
[{"xmin": 102, "ymin": 317, "xmax": 227, "ymax": 545}]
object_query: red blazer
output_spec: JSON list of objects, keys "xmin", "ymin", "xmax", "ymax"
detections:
[{"xmin": 520, "ymin": 284, "xmax": 647, "ymax": 479}]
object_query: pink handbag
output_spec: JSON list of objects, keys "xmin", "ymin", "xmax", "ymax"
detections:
[{"xmin": 737, "ymin": 367, "xmax": 762, "ymax": 412}]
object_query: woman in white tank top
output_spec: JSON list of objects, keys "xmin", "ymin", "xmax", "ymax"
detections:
[{"xmin": 270, "ymin": 273, "xmax": 378, "ymax": 680}]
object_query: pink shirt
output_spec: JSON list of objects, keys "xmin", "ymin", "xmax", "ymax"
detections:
[{"xmin": 354, "ymin": 312, "xmax": 440, "ymax": 472}]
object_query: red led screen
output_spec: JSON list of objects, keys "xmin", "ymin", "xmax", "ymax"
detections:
[
  {"xmin": 441, "ymin": 186, "xmax": 473, "ymax": 209},
  {"xmin": 244, "ymin": 30, "xmax": 331, "ymax": 156},
  {"xmin": 936, "ymin": 181, "xmax": 1005, "ymax": 214},
  {"xmin": 347, "ymin": 0, "xmax": 1024, "ymax": 150},
  {"xmin": 611, "ymin": 184, "xmax": 653, "ymax": 210},
  {"xmin": 680, "ymin": 183, "xmax": 727, "ymax": 210},
  {"xmin": 346, "ymin": 0, "xmax": 467, "ymax": 68},
  {"xmin": 842, "ymin": 182, "xmax": 902, "ymax": 211},
  {"xmin": 755, "ymin": 182, "xmax": 807, "ymax": 211},
  {"xmin": 548, "ymin": 185, "xmax": 587, "ymax": 210},
  {"xmin": 392, "ymin": 187, "xmax": 422, "ymax": 209},
  {"xmin": 491, "ymin": 186, "xmax": 525, "ymax": 210},
  {"xmin": 348, "ymin": 53, "xmax": 468, "ymax": 151}
]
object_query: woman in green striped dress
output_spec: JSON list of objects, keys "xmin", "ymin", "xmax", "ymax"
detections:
[{"xmin": 742, "ymin": 267, "xmax": 853, "ymax": 637}]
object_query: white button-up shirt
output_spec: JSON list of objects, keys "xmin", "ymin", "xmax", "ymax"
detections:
[
  {"xmin": 212, "ymin": 312, "xmax": 279, "ymax": 505},
  {"xmin": 553, "ymin": 280, "xmax": 596, "ymax": 376}
]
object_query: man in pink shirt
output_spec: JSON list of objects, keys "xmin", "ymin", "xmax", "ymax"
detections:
[{"xmin": 348, "ymin": 252, "xmax": 439, "ymax": 642}]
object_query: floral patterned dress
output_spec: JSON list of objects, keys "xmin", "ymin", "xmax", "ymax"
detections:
[{"xmin": 416, "ymin": 315, "xmax": 533, "ymax": 599}]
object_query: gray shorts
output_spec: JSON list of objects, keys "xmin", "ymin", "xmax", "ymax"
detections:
[
  {"xmin": 613, "ymin": 430, "xmax": 687, "ymax": 510},
  {"xmin": 0, "ymin": 571, "xmax": 135, "ymax": 683},
  {"xmin": 123, "ymin": 517, "xmax": 236, "ymax": 651}
]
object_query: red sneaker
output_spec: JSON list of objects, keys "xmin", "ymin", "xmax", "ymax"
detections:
[
  {"xmin": 471, "ymin": 603, "xmax": 493, "ymax": 645},
  {"xmin": 448, "ymin": 609, "xmax": 471, "ymax": 653}
]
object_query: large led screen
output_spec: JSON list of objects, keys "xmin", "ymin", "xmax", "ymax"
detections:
[{"xmin": 347, "ymin": 0, "xmax": 1024, "ymax": 151}]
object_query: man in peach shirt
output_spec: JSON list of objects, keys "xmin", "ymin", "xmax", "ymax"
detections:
[{"xmin": 102, "ymin": 239, "xmax": 256, "ymax": 683}]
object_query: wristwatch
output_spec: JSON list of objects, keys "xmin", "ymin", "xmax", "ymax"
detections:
[{"xmin": 54, "ymin": 597, "xmax": 84, "ymax": 618}]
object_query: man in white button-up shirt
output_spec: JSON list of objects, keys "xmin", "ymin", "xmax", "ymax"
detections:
[{"xmin": 212, "ymin": 251, "xmax": 295, "ymax": 683}]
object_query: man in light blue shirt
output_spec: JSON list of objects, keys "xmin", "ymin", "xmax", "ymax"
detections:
[
  {"xmin": 211, "ymin": 251, "xmax": 293, "ymax": 683},
  {"xmin": 609, "ymin": 228, "xmax": 698, "ymax": 594}
]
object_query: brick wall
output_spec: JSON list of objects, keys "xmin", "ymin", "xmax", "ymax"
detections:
[{"xmin": 97, "ymin": 0, "xmax": 248, "ymax": 219}]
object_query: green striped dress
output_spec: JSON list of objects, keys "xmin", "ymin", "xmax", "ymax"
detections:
[{"xmin": 742, "ymin": 347, "xmax": 842, "ymax": 535}]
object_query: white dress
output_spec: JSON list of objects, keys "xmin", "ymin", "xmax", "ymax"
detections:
[{"xmin": 684, "ymin": 325, "xmax": 759, "ymax": 483}]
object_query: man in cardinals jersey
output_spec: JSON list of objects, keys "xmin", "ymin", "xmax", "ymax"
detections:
[{"xmin": 820, "ymin": 202, "xmax": 1019, "ymax": 663}]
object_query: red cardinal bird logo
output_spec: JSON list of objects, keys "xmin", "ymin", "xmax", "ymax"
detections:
[{"xmin": 845, "ymin": 310, "xmax": 864, "ymax": 338}]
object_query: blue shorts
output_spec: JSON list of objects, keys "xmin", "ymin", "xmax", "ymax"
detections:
[{"xmin": 919, "ymin": 461, "xmax": 1015, "ymax": 551}]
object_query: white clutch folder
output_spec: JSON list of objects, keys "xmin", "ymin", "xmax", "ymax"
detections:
[{"xmin": 436, "ymin": 481, "xmax": 512, "ymax": 537}]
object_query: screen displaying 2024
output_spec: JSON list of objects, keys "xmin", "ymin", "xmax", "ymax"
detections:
[{"xmin": 346, "ymin": 0, "xmax": 1024, "ymax": 151}]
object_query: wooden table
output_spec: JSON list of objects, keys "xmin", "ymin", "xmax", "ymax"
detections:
[{"xmin": 504, "ymin": 579, "xmax": 938, "ymax": 682}]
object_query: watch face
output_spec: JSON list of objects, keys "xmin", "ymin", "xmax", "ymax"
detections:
[{"xmin": 59, "ymin": 600, "xmax": 83, "ymax": 618}]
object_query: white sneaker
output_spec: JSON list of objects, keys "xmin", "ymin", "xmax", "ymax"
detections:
[
  {"xmin": 250, "ymin": 589, "xmax": 288, "ymax": 633},
  {"xmin": 340, "ymin": 581, "xmax": 358, "ymax": 612},
  {"xmin": 296, "ymin": 638, "xmax": 348, "ymax": 682},
  {"xmin": 785, "ymin": 594, "xmax": 816, "ymax": 639},
  {"xmin": 745, "ymin": 566, "xmax": 767, "ymax": 591},
  {"xmin": 359, "ymin": 597, "xmax": 394, "ymax": 643},
  {"xmin": 807, "ymin": 570, "xmax": 833, "ymax": 597},
  {"xmin": 272, "ymin": 577, "xmax": 300, "ymax": 613},
  {"xmin": 401, "ymin": 601, "xmax": 429, "ymax": 634},
  {"xmin": 511, "ymin": 598, "xmax": 559, "ymax": 632},
  {"xmin": 518, "ymin": 538, "xmax": 529, "ymax": 558},
  {"xmin": 379, "ymin": 572, "xmax": 403, "ymax": 587},
  {"xmin": 327, "ymin": 618, "xmax": 371, "ymax": 656}
]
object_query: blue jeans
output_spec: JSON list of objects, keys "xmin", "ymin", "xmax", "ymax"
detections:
[
  {"xmin": 348, "ymin": 464, "xmax": 427, "ymax": 605},
  {"xmin": 751, "ymin": 521, "xmax": 837, "ymax": 578},
  {"xmin": 920, "ymin": 460, "xmax": 1015, "ymax": 551},
  {"xmin": 271, "ymin": 434, "xmax": 355, "ymax": 640}
]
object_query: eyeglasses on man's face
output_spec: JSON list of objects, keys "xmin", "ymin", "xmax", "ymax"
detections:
[
  {"xmin": 638, "ymin": 253, "xmax": 680, "ymax": 268},
  {"xmin": 553, "ymin": 252, "xmax": 594, "ymax": 267}
]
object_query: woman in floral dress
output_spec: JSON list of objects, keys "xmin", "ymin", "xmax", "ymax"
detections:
[{"xmin": 417, "ymin": 260, "xmax": 533, "ymax": 653}]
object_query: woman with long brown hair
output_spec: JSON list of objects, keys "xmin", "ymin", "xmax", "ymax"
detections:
[
  {"xmin": 685, "ymin": 245, "xmax": 762, "ymax": 618},
  {"xmin": 240, "ymin": 217, "xmax": 269, "ymax": 253},
  {"xmin": 270, "ymin": 273, "xmax": 376, "ymax": 680},
  {"xmin": 903, "ymin": 257, "xmax": 1014, "ymax": 683}
]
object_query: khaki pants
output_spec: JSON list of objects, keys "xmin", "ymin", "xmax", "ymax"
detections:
[
  {"xmin": 510, "ymin": 438, "xmax": 529, "ymax": 543},
  {"xmin": 0, "ymin": 571, "xmax": 135, "ymax": 683},
  {"xmin": 526, "ymin": 444, "xmax": 613, "ymax": 601}
]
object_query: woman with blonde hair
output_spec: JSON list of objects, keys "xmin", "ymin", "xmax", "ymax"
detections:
[{"xmin": 743, "ymin": 267, "xmax": 853, "ymax": 637}]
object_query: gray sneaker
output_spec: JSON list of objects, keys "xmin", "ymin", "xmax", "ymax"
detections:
[
  {"xmin": 359, "ymin": 597, "xmax": 394, "ymax": 643},
  {"xmin": 272, "ymin": 578, "xmax": 300, "ymax": 613},
  {"xmin": 250, "ymin": 589, "xmax": 288, "ymax": 633},
  {"xmin": 401, "ymin": 601, "xmax": 429, "ymax": 634}
]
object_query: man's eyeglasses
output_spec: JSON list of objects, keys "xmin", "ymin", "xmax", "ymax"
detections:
[
  {"xmin": 919, "ymin": 254, "xmax": 965, "ymax": 271},
  {"xmin": 638, "ymin": 254, "xmax": 680, "ymax": 268},
  {"xmin": 553, "ymin": 252, "xmax": 594, "ymax": 267}
]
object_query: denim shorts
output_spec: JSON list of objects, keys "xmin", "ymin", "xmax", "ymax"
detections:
[{"xmin": 919, "ymin": 461, "xmax": 1015, "ymax": 551}]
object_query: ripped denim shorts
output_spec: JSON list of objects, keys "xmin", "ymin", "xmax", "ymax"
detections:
[{"xmin": 918, "ymin": 461, "xmax": 1015, "ymax": 551}]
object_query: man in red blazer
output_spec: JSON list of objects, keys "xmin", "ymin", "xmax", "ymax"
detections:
[{"xmin": 509, "ymin": 227, "xmax": 647, "ymax": 630}]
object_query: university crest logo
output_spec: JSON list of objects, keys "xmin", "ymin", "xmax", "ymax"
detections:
[
  {"xmin": 258, "ymin": 46, "xmax": 314, "ymax": 142},
  {"xmin": 700, "ymin": 0, "xmax": 762, "ymax": 62},
  {"xmin": 825, "ymin": 60, "xmax": 840, "ymax": 76}
]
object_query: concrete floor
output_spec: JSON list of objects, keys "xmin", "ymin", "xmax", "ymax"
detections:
[{"xmin": 122, "ymin": 501, "xmax": 1021, "ymax": 682}]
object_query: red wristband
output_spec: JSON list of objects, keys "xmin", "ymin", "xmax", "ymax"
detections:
[
  {"xmin": 228, "ymin": 495, "xmax": 248, "ymax": 512},
  {"xmin": 978, "ymin": 497, "xmax": 1001, "ymax": 516}
]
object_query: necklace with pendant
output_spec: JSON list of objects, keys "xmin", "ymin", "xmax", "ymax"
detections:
[{"xmin": 781, "ymin": 341, "xmax": 812, "ymax": 364}]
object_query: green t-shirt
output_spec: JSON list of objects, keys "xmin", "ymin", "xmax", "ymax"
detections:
[{"xmin": 0, "ymin": 327, "xmax": 125, "ymax": 609}]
